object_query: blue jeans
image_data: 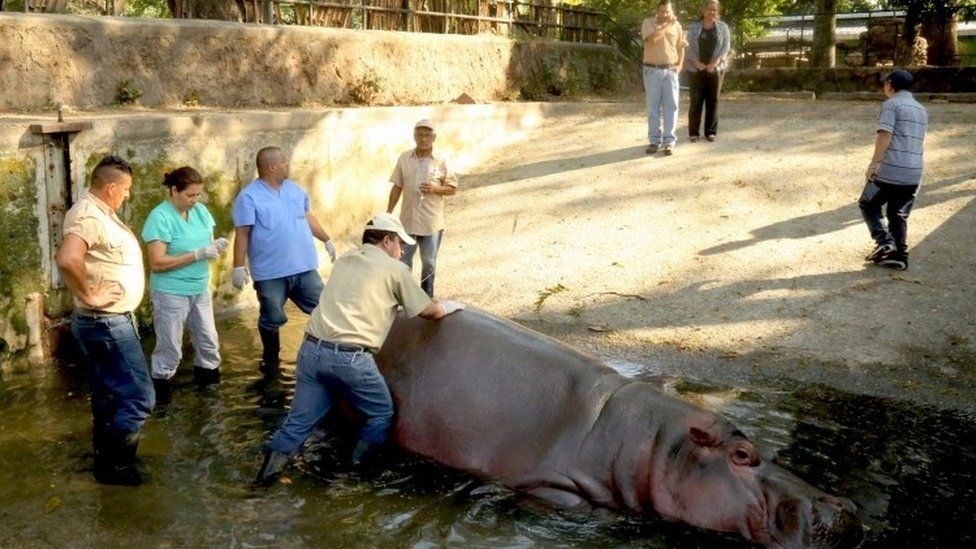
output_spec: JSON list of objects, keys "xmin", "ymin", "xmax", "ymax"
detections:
[
  {"xmin": 270, "ymin": 339, "xmax": 394, "ymax": 455},
  {"xmin": 643, "ymin": 66, "xmax": 680, "ymax": 146},
  {"xmin": 71, "ymin": 313, "xmax": 155, "ymax": 435},
  {"xmin": 253, "ymin": 270, "xmax": 323, "ymax": 331},
  {"xmin": 858, "ymin": 179, "xmax": 919, "ymax": 251},
  {"xmin": 401, "ymin": 230, "xmax": 443, "ymax": 297}
]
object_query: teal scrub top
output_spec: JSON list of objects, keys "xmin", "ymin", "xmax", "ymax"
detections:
[{"xmin": 141, "ymin": 200, "xmax": 216, "ymax": 295}]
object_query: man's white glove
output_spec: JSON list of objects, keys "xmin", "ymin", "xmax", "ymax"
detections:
[
  {"xmin": 325, "ymin": 240, "xmax": 337, "ymax": 263},
  {"xmin": 439, "ymin": 300, "xmax": 465, "ymax": 316},
  {"xmin": 232, "ymin": 266, "xmax": 250, "ymax": 290}
]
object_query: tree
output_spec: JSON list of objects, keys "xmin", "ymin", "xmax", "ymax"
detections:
[
  {"xmin": 165, "ymin": 0, "xmax": 243, "ymax": 21},
  {"xmin": 810, "ymin": 0, "xmax": 838, "ymax": 67},
  {"xmin": 885, "ymin": 0, "xmax": 967, "ymax": 66}
]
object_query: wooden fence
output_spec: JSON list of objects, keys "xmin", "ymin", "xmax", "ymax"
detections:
[{"xmin": 237, "ymin": 0, "xmax": 604, "ymax": 44}]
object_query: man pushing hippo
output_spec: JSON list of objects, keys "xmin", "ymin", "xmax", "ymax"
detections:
[{"xmin": 255, "ymin": 213, "xmax": 463, "ymax": 484}]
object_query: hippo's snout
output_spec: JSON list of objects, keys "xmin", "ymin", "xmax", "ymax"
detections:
[
  {"xmin": 811, "ymin": 495, "xmax": 862, "ymax": 548},
  {"xmin": 772, "ymin": 494, "xmax": 862, "ymax": 548}
]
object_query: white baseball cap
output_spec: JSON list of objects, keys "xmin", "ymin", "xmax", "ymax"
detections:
[
  {"xmin": 414, "ymin": 119, "xmax": 435, "ymax": 131},
  {"xmin": 365, "ymin": 212, "xmax": 416, "ymax": 245}
]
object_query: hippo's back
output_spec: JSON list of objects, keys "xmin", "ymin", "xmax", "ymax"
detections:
[{"xmin": 375, "ymin": 309, "xmax": 626, "ymax": 483}]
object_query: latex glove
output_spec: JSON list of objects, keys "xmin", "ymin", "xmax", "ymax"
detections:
[
  {"xmin": 325, "ymin": 240, "xmax": 337, "ymax": 263},
  {"xmin": 213, "ymin": 237, "xmax": 230, "ymax": 253},
  {"xmin": 193, "ymin": 243, "xmax": 220, "ymax": 261},
  {"xmin": 439, "ymin": 300, "xmax": 465, "ymax": 316},
  {"xmin": 232, "ymin": 266, "xmax": 250, "ymax": 290}
]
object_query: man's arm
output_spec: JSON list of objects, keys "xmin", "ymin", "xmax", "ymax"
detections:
[
  {"xmin": 233, "ymin": 225, "xmax": 251, "ymax": 268},
  {"xmin": 866, "ymin": 130, "xmax": 893, "ymax": 181},
  {"xmin": 387, "ymin": 185, "xmax": 403, "ymax": 213},
  {"xmin": 644, "ymin": 17, "xmax": 674, "ymax": 44},
  {"xmin": 305, "ymin": 212, "xmax": 332, "ymax": 244},
  {"xmin": 676, "ymin": 33, "xmax": 686, "ymax": 71},
  {"xmin": 55, "ymin": 234, "xmax": 122, "ymax": 308}
]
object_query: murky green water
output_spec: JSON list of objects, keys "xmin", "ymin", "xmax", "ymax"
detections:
[{"xmin": 1, "ymin": 310, "xmax": 974, "ymax": 547}]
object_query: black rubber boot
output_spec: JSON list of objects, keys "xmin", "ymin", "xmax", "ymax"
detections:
[
  {"xmin": 258, "ymin": 327, "xmax": 281, "ymax": 371},
  {"xmin": 255, "ymin": 449, "xmax": 290, "ymax": 487},
  {"xmin": 94, "ymin": 429, "xmax": 143, "ymax": 486},
  {"xmin": 193, "ymin": 366, "xmax": 221, "ymax": 387},
  {"xmin": 152, "ymin": 377, "xmax": 172, "ymax": 406}
]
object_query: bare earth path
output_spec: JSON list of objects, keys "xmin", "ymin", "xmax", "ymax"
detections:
[{"xmin": 436, "ymin": 97, "xmax": 976, "ymax": 412}]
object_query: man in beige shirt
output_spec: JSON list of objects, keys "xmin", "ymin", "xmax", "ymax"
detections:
[
  {"xmin": 56, "ymin": 155, "xmax": 154, "ymax": 486},
  {"xmin": 641, "ymin": 0, "xmax": 687, "ymax": 155},
  {"xmin": 387, "ymin": 119, "xmax": 459, "ymax": 297},
  {"xmin": 256, "ymin": 213, "xmax": 463, "ymax": 485}
]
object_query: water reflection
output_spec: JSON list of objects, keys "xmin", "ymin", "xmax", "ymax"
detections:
[{"xmin": 0, "ymin": 309, "xmax": 973, "ymax": 546}]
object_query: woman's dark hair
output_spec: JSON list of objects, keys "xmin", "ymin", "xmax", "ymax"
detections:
[
  {"xmin": 163, "ymin": 166, "xmax": 203, "ymax": 192},
  {"xmin": 363, "ymin": 229, "xmax": 398, "ymax": 245}
]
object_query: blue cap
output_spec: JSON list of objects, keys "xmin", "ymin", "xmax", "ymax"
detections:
[{"xmin": 884, "ymin": 69, "xmax": 914, "ymax": 91}]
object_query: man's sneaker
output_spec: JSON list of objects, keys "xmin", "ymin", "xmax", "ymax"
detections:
[
  {"xmin": 662, "ymin": 144, "xmax": 673, "ymax": 156},
  {"xmin": 645, "ymin": 144, "xmax": 659, "ymax": 154},
  {"xmin": 878, "ymin": 250, "xmax": 908, "ymax": 271},
  {"xmin": 866, "ymin": 243, "xmax": 895, "ymax": 263}
]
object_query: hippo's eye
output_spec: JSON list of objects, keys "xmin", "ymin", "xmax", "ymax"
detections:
[{"xmin": 731, "ymin": 445, "xmax": 759, "ymax": 467}]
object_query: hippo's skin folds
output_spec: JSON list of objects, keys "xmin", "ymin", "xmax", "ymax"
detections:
[{"xmin": 376, "ymin": 309, "xmax": 863, "ymax": 548}]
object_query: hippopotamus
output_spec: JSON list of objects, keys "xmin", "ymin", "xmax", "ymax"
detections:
[{"xmin": 375, "ymin": 308, "xmax": 863, "ymax": 548}]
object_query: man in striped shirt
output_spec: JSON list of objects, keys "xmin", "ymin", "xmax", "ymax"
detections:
[{"xmin": 859, "ymin": 69, "xmax": 928, "ymax": 271}]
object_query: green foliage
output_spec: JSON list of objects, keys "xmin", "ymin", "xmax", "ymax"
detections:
[
  {"xmin": 348, "ymin": 69, "xmax": 381, "ymax": 104},
  {"xmin": 115, "ymin": 79, "xmax": 143, "ymax": 105},
  {"xmin": 589, "ymin": 59, "xmax": 623, "ymax": 93},
  {"xmin": 534, "ymin": 283, "xmax": 567, "ymax": 312},
  {"xmin": 124, "ymin": 0, "xmax": 171, "ymax": 18},
  {"xmin": 183, "ymin": 90, "xmax": 201, "ymax": 107}
]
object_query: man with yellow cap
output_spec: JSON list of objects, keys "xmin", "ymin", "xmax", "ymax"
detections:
[{"xmin": 256, "ymin": 213, "xmax": 462, "ymax": 485}]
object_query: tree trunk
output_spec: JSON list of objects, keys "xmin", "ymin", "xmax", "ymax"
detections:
[
  {"xmin": 921, "ymin": 11, "xmax": 959, "ymax": 66},
  {"xmin": 810, "ymin": 0, "xmax": 837, "ymax": 68}
]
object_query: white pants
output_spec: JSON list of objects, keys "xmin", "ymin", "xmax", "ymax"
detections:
[{"xmin": 150, "ymin": 291, "xmax": 221, "ymax": 379}]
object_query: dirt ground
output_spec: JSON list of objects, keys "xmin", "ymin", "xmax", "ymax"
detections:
[{"xmin": 434, "ymin": 96, "xmax": 976, "ymax": 413}]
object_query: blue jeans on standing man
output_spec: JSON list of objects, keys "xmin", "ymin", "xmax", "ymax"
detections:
[
  {"xmin": 858, "ymin": 179, "xmax": 919, "ymax": 251},
  {"xmin": 254, "ymin": 269, "xmax": 324, "ymax": 331},
  {"xmin": 71, "ymin": 312, "xmax": 155, "ymax": 436},
  {"xmin": 401, "ymin": 229, "xmax": 443, "ymax": 297},
  {"xmin": 270, "ymin": 339, "xmax": 394, "ymax": 456},
  {"xmin": 643, "ymin": 66, "xmax": 680, "ymax": 147}
]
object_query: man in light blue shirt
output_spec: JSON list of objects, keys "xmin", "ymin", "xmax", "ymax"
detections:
[
  {"xmin": 232, "ymin": 147, "xmax": 337, "ymax": 370},
  {"xmin": 859, "ymin": 69, "xmax": 928, "ymax": 271}
]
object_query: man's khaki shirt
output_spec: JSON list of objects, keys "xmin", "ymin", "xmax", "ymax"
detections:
[
  {"xmin": 305, "ymin": 244, "xmax": 433, "ymax": 353},
  {"xmin": 641, "ymin": 17, "xmax": 686, "ymax": 66},
  {"xmin": 62, "ymin": 192, "xmax": 145, "ymax": 314},
  {"xmin": 390, "ymin": 149, "xmax": 458, "ymax": 236}
]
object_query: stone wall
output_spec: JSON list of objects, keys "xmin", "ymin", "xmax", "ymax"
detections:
[{"xmin": 0, "ymin": 13, "xmax": 635, "ymax": 111}]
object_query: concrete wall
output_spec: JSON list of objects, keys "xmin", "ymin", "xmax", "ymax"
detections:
[
  {"xmin": 0, "ymin": 13, "xmax": 633, "ymax": 111},
  {"xmin": 0, "ymin": 102, "xmax": 595, "ymax": 359}
]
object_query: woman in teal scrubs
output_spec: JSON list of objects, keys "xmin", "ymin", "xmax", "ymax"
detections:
[{"xmin": 141, "ymin": 166, "xmax": 228, "ymax": 404}]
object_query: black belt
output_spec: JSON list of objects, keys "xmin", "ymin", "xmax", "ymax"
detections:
[
  {"xmin": 304, "ymin": 333, "xmax": 368, "ymax": 353},
  {"xmin": 74, "ymin": 310, "xmax": 130, "ymax": 320},
  {"xmin": 644, "ymin": 63, "xmax": 675, "ymax": 69}
]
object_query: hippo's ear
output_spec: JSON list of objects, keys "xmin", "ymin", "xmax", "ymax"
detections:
[{"xmin": 689, "ymin": 426, "xmax": 721, "ymax": 448}]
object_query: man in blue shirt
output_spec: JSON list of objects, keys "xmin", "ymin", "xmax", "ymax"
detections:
[
  {"xmin": 859, "ymin": 69, "xmax": 928, "ymax": 271},
  {"xmin": 232, "ymin": 147, "xmax": 337, "ymax": 370}
]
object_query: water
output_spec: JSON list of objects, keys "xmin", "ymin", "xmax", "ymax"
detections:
[{"xmin": 1, "ymin": 312, "xmax": 975, "ymax": 547}]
